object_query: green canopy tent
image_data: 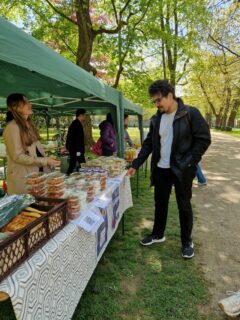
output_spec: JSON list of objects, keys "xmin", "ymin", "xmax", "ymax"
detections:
[{"xmin": 0, "ymin": 17, "xmax": 143, "ymax": 157}]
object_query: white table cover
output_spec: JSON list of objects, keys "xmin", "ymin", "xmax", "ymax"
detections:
[{"xmin": 0, "ymin": 174, "xmax": 132, "ymax": 320}]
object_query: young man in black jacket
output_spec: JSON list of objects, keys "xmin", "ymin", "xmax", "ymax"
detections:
[
  {"xmin": 66, "ymin": 108, "xmax": 86, "ymax": 175},
  {"xmin": 127, "ymin": 80, "xmax": 211, "ymax": 258}
]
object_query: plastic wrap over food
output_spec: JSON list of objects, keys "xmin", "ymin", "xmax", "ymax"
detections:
[{"xmin": 0, "ymin": 194, "xmax": 35, "ymax": 228}]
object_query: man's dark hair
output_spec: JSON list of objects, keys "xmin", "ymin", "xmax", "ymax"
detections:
[
  {"xmin": 76, "ymin": 108, "xmax": 86, "ymax": 117},
  {"xmin": 148, "ymin": 80, "xmax": 176, "ymax": 99},
  {"xmin": 124, "ymin": 114, "xmax": 128, "ymax": 120}
]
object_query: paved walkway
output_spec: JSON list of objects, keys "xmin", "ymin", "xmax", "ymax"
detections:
[{"xmin": 192, "ymin": 131, "xmax": 240, "ymax": 318}]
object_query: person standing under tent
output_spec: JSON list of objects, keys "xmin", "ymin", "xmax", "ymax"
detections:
[
  {"xmin": 99, "ymin": 113, "xmax": 117, "ymax": 156},
  {"xmin": 66, "ymin": 108, "xmax": 86, "ymax": 174}
]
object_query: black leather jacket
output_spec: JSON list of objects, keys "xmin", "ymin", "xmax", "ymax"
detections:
[{"xmin": 131, "ymin": 98, "xmax": 211, "ymax": 185}]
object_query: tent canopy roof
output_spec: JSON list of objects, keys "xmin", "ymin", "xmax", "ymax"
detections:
[{"xmin": 0, "ymin": 17, "xmax": 142, "ymax": 116}]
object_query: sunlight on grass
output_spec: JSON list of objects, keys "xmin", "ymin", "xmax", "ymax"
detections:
[
  {"xmin": 213, "ymin": 128, "xmax": 240, "ymax": 137},
  {"xmin": 145, "ymin": 254, "xmax": 163, "ymax": 273}
]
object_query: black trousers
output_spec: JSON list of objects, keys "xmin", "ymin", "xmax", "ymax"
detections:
[
  {"xmin": 102, "ymin": 149, "xmax": 113, "ymax": 156},
  {"xmin": 67, "ymin": 153, "xmax": 85, "ymax": 175},
  {"xmin": 152, "ymin": 167, "xmax": 196, "ymax": 246}
]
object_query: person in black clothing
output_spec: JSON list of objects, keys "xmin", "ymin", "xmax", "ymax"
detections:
[
  {"xmin": 127, "ymin": 80, "xmax": 211, "ymax": 259},
  {"xmin": 66, "ymin": 108, "xmax": 86, "ymax": 175}
]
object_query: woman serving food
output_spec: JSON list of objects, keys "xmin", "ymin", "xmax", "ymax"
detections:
[{"xmin": 3, "ymin": 93, "xmax": 60, "ymax": 195}]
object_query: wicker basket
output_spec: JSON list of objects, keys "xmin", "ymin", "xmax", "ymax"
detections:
[{"xmin": 0, "ymin": 197, "xmax": 68, "ymax": 282}]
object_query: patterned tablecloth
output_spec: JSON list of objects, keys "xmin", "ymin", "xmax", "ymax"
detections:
[{"xmin": 0, "ymin": 174, "xmax": 133, "ymax": 320}]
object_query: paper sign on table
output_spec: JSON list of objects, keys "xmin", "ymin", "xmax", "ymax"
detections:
[
  {"xmin": 92, "ymin": 194, "xmax": 111, "ymax": 209},
  {"xmin": 70, "ymin": 207, "xmax": 104, "ymax": 233}
]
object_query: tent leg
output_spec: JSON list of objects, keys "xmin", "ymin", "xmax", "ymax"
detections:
[
  {"xmin": 138, "ymin": 115, "xmax": 144, "ymax": 145},
  {"xmin": 122, "ymin": 215, "xmax": 125, "ymax": 235}
]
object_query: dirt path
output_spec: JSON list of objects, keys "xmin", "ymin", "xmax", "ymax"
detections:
[{"xmin": 192, "ymin": 131, "xmax": 240, "ymax": 319}]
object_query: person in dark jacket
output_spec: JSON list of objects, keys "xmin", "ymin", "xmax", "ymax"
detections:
[
  {"xmin": 66, "ymin": 108, "xmax": 86, "ymax": 174},
  {"xmin": 99, "ymin": 113, "xmax": 117, "ymax": 156},
  {"xmin": 127, "ymin": 80, "xmax": 211, "ymax": 259}
]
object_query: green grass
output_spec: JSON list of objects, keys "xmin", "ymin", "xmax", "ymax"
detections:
[
  {"xmin": 213, "ymin": 128, "xmax": 240, "ymax": 137},
  {"xmin": 70, "ymin": 171, "xmax": 212, "ymax": 320}
]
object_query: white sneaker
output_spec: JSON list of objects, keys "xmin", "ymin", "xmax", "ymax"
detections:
[{"xmin": 198, "ymin": 181, "xmax": 207, "ymax": 186}]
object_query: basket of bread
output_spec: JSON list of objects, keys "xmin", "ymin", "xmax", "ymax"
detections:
[{"xmin": 0, "ymin": 196, "xmax": 67, "ymax": 282}]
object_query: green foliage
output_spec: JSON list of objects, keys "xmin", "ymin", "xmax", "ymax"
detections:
[
  {"xmin": 0, "ymin": 0, "xmax": 210, "ymax": 96},
  {"xmin": 0, "ymin": 0, "xmax": 239, "ymax": 123},
  {"xmin": 183, "ymin": 1, "xmax": 240, "ymax": 124}
]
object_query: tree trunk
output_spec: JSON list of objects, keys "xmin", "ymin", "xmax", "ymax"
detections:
[
  {"xmin": 205, "ymin": 112, "xmax": 212, "ymax": 127},
  {"xmin": 82, "ymin": 115, "xmax": 95, "ymax": 152},
  {"xmin": 215, "ymin": 114, "xmax": 221, "ymax": 128},
  {"xmin": 198, "ymin": 78, "xmax": 218, "ymax": 118},
  {"xmin": 160, "ymin": 4, "xmax": 167, "ymax": 79},
  {"xmin": 75, "ymin": 1, "xmax": 95, "ymax": 149},
  {"xmin": 56, "ymin": 116, "xmax": 60, "ymax": 131},
  {"xmin": 220, "ymin": 115, "xmax": 227, "ymax": 130},
  {"xmin": 227, "ymin": 100, "xmax": 239, "ymax": 128},
  {"xmin": 76, "ymin": 0, "xmax": 96, "ymax": 74}
]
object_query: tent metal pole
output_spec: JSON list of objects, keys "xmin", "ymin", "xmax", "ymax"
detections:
[
  {"xmin": 138, "ymin": 114, "xmax": 144, "ymax": 145},
  {"xmin": 118, "ymin": 92, "xmax": 125, "ymax": 158},
  {"xmin": 47, "ymin": 122, "xmax": 49, "ymax": 141}
]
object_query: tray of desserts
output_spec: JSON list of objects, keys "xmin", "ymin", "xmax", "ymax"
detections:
[{"xmin": 0, "ymin": 197, "xmax": 68, "ymax": 282}]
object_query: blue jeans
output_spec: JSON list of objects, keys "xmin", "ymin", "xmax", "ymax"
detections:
[{"xmin": 196, "ymin": 165, "xmax": 206, "ymax": 184}]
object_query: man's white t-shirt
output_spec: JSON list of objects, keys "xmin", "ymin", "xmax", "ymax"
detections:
[{"xmin": 157, "ymin": 111, "xmax": 176, "ymax": 168}]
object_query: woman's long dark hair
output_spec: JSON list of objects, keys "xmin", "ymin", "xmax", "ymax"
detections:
[
  {"xmin": 6, "ymin": 93, "xmax": 40, "ymax": 150},
  {"xmin": 6, "ymin": 110, "xmax": 14, "ymax": 123},
  {"xmin": 106, "ymin": 113, "xmax": 114, "ymax": 126}
]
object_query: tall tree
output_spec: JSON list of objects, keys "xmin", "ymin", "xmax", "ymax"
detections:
[
  {"xmin": 142, "ymin": 0, "xmax": 209, "ymax": 87},
  {"xmin": 185, "ymin": 50, "xmax": 240, "ymax": 128},
  {"xmin": 0, "ymin": 0, "xmax": 153, "ymax": 148}
]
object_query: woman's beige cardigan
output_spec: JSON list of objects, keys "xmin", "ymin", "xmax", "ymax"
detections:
[{"xmin": 3, "ymin": 120, "xmax": 50, "ymax": 195}]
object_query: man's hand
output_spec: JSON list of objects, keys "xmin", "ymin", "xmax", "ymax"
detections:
[{"xmin": 126, "ymin": 167, "xmax": 136, "ymax": 177}]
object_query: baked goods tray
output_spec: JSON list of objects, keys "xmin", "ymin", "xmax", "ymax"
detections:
[{"xmin": 0, "ymin": 197, "xmax": 68, "ymax": 282}]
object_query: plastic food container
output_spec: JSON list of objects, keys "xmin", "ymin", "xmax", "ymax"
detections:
[
  {"xmin": 26, "ymin": 173, "xmax": 46, "ymax": 185},
  {"xmin": 68, "ymin": 196, "xmax": 79, "ymax": 207},
  {"xmin": 75, "ymin": 179, "xmax": 86, "ymax": 187},
  {"xmin": 27, "ymin": 181, "xmax": 46, "ymax": 193},
  {"xmin": 86, "ymin": 196, "xmax": 94, "ymax": 203},
  {"xmin": 68, "ymin": 205, "xmax": 80, "ymax": 213},
  {"xmin": 47, "ymin": 173, "xmax": 65, "ymax": 185},
  {"xmin": 48, "ymin": 182, "xmax": 65, "ymax": 192},
  {"xmin": 29, "ymin": 187, "xmax": 47, "ymax": 197},
  {"xmin": 68, "ymin": 205, "xmax": 81, "ymax": 220},
  {"xmin": 78, "ymin": 191, "xmax": 87, "ymax": 201},
  {"xmin": 48, "ymin": 190, "xmax": 65, "ymax": 199},
  {"xmin": 81, "ymin": 185, "xmax": 94, "ymax": 193}
]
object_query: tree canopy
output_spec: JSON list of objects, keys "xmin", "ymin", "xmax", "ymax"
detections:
[{"xmin": 0, "ymin": 0, "xmax": 239, "ymax": 127}]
